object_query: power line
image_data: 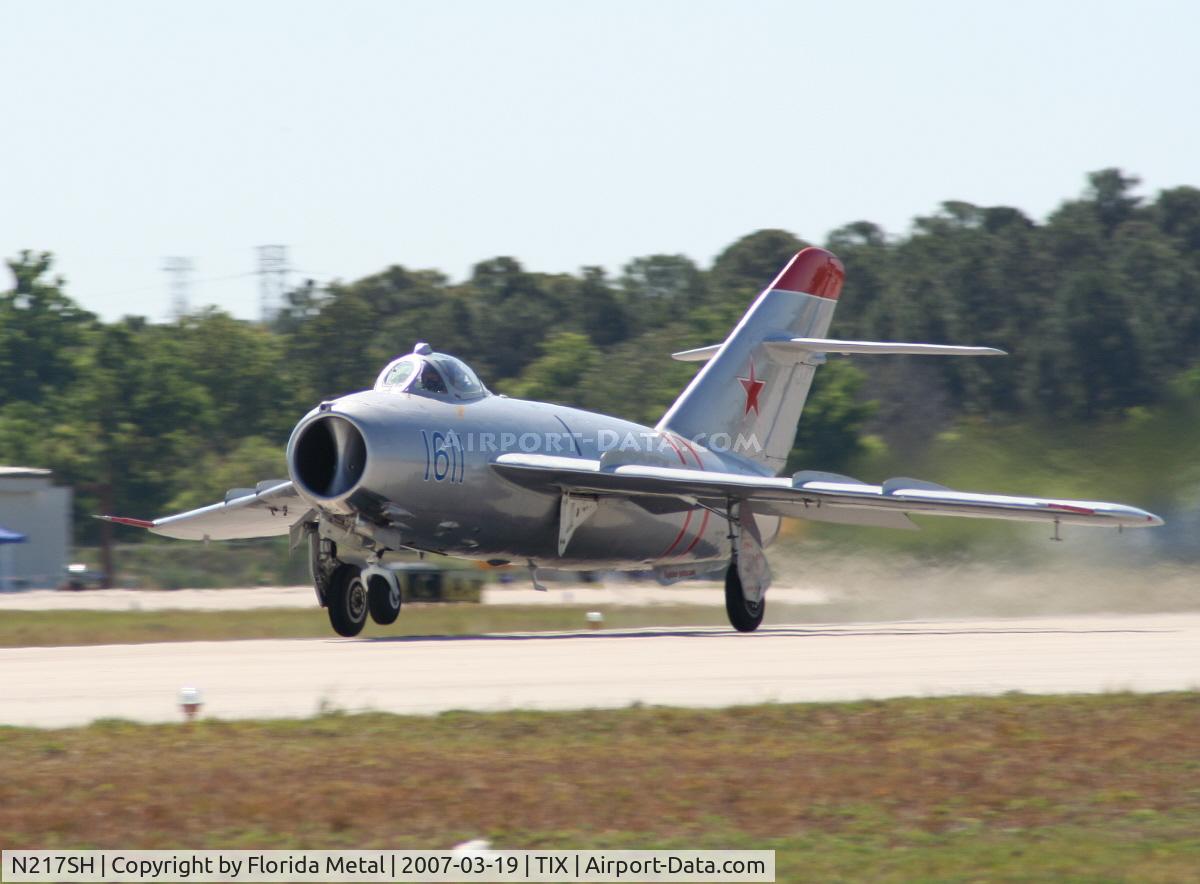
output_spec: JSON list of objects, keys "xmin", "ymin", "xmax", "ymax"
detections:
[{"xmin": 89, "ymin": 270, "xmax": 258, "ymax": 301}]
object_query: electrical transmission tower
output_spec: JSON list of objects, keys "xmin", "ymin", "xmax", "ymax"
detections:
[
  {"xmin": 257, "ymin": 245, "xmax": 290, "ymax": 322},
  {"xmin": 163, "ymin": 256, "xmax": 194, "ymax": 320}
]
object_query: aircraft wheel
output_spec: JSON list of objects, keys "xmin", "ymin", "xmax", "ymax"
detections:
[
  {"xmin": 327, "ymin": 564, "xmax": 368, "ymax": 637},
  {"xmin": 367, "ymin": 572, "xmax": 402, "ymax": 625},
  {"xmin": 725, "ymin": 561, "xmax": 764, "ymax": 632}
]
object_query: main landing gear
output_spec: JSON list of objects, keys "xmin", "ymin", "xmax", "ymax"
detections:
[
  {"xmin": 722, "ymin": 501, "xmax": 770, "ymax": 633},
  {"xmin": 724, "ymin": 561, "xmax": 765, "ymax": 632},
  {"xmin": 325, "ymin": 562, "xmax": 403, "ymax": 638}
]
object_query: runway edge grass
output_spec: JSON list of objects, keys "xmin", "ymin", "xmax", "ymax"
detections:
[{"xmin": 1, "ymin": 694, "xmax": 1199, "ymax": 879}]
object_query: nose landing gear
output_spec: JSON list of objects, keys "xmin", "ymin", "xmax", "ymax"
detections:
[
  {"xmin": 327, "ymin": 563, "xmax": 370, "ymax": 637},
  {"xmin": 364, "ymin": 566, "xmax": 402, "ymax": 625},
  {"xmin": 326, "ymin": 564, "xmax": 403, "ymax": 637}
]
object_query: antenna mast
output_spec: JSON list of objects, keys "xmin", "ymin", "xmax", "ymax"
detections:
[
  {"xmin": 257, "ymin": 244, "xmax": 289, "ymax": 322},
  {"xmin": 163, "ymin": 256, "xmax": 194, "ymax": 320}
]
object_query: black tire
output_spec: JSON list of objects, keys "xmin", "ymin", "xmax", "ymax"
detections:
[
  {"xmin": 725, "ymin": 561, "xmax": 765, "ymax": 632},
  {"xmin": 327, "ymin": 564, "xmax": 368, "ymax": 637},
  {"xmin": 367, "ymin": 573, "xmax": 402, "ymax": 625}
]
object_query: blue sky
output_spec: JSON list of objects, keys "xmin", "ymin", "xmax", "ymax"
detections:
[{"xmin": 2, "ymin": 0, "xmax": 1197, "ymax": 320}]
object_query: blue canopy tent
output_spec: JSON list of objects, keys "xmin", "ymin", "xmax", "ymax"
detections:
[{"xmin": 0, "ymin": 525, "xmax": 27, "ymax": 591}]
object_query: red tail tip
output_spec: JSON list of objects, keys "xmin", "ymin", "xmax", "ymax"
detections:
[{"xmin": 770, "ymin": 247, "xmax": 845, "ymax": 300}]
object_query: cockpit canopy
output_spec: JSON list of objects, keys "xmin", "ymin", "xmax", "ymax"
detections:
[{"xmin": 374, "ymin": 344, "xmax": 489, "ymax": 401}]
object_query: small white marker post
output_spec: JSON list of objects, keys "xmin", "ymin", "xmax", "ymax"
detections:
[
  {"xmin": 179, "ymin": 686, "xmax": 203, "ymax": 721},
  {"xmin": 586, "ymin": 611, "xmax": 604, "ymax": 630}
]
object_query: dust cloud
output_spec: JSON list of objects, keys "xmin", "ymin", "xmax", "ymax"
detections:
[{"xmin": 766, "ymin": 549, "xmax": 1200, "ymax": 623}]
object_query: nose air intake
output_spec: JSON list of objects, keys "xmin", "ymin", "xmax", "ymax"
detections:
[{"xmin": 291, "ymin": 415, "xmax": 367, "ymax": 499}]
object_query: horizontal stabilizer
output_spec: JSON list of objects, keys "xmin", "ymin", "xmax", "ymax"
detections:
[
  {"xmin": 672, "ymin": 338, "xmax": 1005, "ymax": 362},
  {"xmin": 671, "ymin": 344, "xmax": 722, "ymax": 362},
  {"xmin": 770, "ymin": 338, "xmax": 1006, "ymax": 357}
]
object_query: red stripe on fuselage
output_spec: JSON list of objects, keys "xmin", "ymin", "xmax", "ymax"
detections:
[
  {"xmin": 658, "ymin": 507, "xmax": 694, "ymax": 559},
  {"xmin": 678, "ymin": 436, "xmax": 709, "ymax": 555},
  {"xmin": 676, "ymin": 435, "xmax": 705, "ymax": 469},
  {"xmin": 655, "ymin": 432, "xmax": 709, "ymax": 560},
  {"xmin": 681, "ymin": 508, "xmax": 711, "ymax": 556},
  {"xmin": 661, "ymin": 432, "xmax": 689, "ymax": 466}
]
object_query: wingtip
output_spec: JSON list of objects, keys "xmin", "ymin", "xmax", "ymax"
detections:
[
  {"xmin": 95, "ymin": 514, "xmax": 154, "ymax": 529},
  {"xmin": 1115, "ymin": 508, "xmax": 1164, "ymax": 528},
  {"xmin": 1121, "ymin": 506, "xmax": 1164, "ymax": 527}
]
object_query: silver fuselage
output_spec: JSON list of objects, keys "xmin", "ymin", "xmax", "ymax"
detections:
[{"xmin": 285, "ymin": 387, "xmax": 779, "ymax": 570}]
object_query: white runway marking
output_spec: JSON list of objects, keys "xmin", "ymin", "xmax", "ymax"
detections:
[{"xmin": 2, "ymin": 613, "xmax": 1198, "ymax": 728}]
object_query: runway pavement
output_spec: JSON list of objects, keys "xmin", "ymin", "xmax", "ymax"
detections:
[
  {"xmin": 2, "ymin": 612, "xmax": 1198, "ymax": 728},
  {"xmin": 0, "ymin": 585, "xmax": 320, "ymax": 612},
  {"xmin": 0, "ymin": 583, "xmax": 829, "ymax": 610}
]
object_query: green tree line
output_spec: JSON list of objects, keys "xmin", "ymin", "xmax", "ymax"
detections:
[{"xmin": 2, "ymin": 169, "xmax": 1198, "ymax": 553}]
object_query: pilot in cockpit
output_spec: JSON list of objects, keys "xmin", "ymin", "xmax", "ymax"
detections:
[{"xmin": 417, "ymin": 362, "xmax": 448, "ymax": 394}]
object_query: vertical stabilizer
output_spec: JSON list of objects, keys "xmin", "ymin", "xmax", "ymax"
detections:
[{"xmin": 657, "ymin": 247, "xmax": 844, "ymax": 473}]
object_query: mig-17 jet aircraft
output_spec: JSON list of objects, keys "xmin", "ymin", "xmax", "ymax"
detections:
[{"xmin": 103, "ymin": 248, "xmax": 1162, "ymax": 635}]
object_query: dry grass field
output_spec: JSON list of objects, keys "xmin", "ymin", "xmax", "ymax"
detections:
[{"xmin": 1, "ymin": 695, "xmax": 1198, "ymax": 879}]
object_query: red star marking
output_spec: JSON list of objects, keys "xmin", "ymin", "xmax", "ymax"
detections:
[{"xmin": 738, "ymin": 361, "xmax": 765, "ymax": 416}]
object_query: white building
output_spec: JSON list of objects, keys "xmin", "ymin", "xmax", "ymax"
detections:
[{"xmin": 0, "ymin": 467, "xmax": 72, "ymax": 590}]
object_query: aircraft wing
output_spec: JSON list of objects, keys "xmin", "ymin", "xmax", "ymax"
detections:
[
  {"xmin": 99, "ymin": 480, "xmax": 308, "ymax": 541},
  {"xmin": 490, "ymin": 454, "xmax": 1162, "ymax": 529}
]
